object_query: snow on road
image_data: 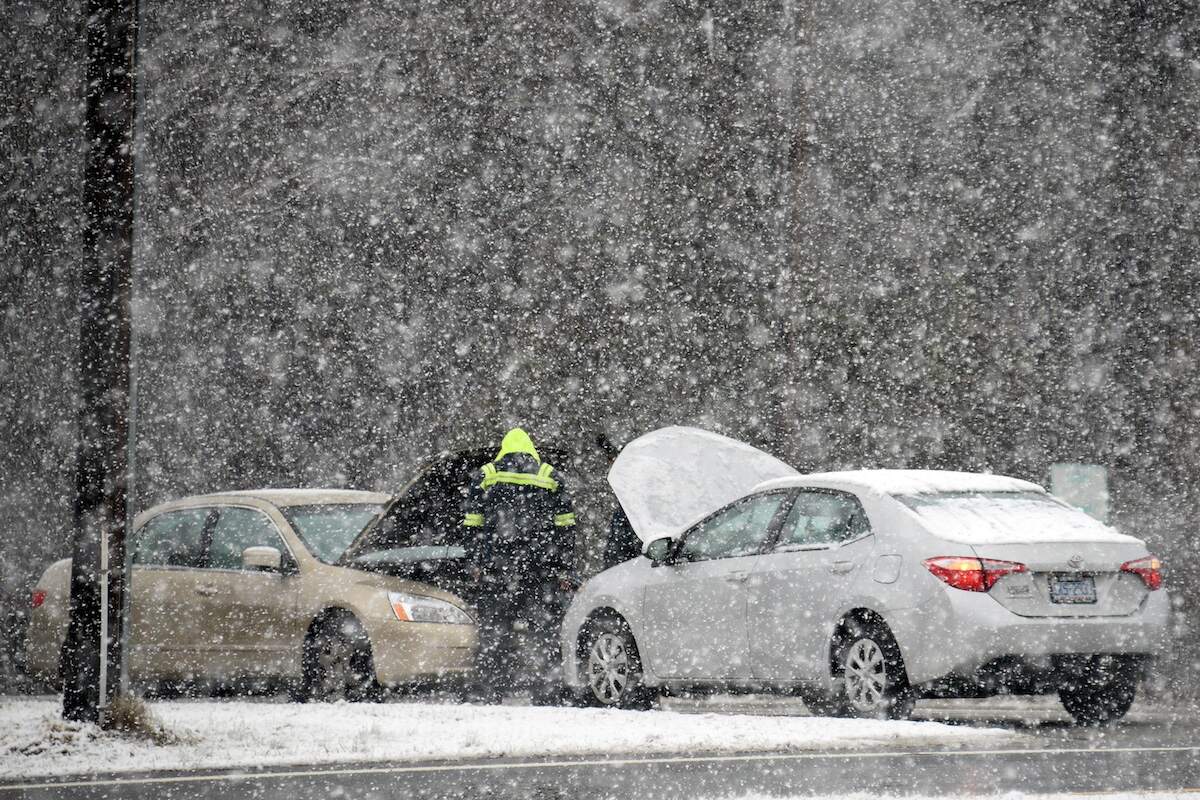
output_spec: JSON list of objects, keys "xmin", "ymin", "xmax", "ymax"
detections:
[
  {"xmin": 1, "ymin": 696, "xmax": 1022, "ymax": 780},
  {"xmin": 726, "ymin": 795, "xmax": 1200, "ymax": 800}
]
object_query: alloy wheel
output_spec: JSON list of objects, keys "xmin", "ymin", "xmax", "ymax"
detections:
[
  {"xmin": 843, "ymin": 637, "xmax": 888, "ymax": 713},
  {"xmin": 315, "ymin": 633, "xmax": 356, "ymax": 701},
  {"xmin": 587, "ymin": 631, "xmax": 631, "ymax": 705}
]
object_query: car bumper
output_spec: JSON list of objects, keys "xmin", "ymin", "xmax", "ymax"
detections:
[
  {"xmin": 25, "ymin": 634, "xmax": 61, "ymax": 686},
  {"xmin": 25, "ymin": 608, "xmax": 67, "ymax": 686},
  {"xmin": 890, "ymin": 587, "xmax": 1171, "ymax": 687},
  {"xmin": 366, "ymin": 619, "xmax": 476, "ymax": 686}
]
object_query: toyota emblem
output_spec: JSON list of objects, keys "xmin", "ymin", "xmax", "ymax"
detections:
[{"xmin": 1067, "ymin": 554, "xmax": 1084, "ymax": 569}]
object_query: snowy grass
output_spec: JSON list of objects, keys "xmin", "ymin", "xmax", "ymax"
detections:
[{"xmin": 0, "ymin": 696, "xmax": 1023, "ymax": 780}]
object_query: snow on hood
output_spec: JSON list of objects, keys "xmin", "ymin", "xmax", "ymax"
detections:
[{"xmin": 607, "ymin": 426, "xmax": 799, "ymax": 542}]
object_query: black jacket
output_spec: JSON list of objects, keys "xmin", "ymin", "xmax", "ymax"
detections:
[{"xmin": 461, "ymin": 452, "xmax": 577, "ymax": 585}]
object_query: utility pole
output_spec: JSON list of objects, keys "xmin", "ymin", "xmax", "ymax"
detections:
[{"xmin": 62, "ymin": 0, "xmax": 138, "ymax": 724}]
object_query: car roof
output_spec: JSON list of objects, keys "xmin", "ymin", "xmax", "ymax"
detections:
[
  {"xmin": 170, "ymin": 488, "xmax": 390, "ymax": 508},
  {"xmin": 754, "ymin": 469, "xmax": 1044, "ymax": 496}
]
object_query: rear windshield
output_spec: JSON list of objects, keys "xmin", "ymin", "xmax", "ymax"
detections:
[
  {"xmin": 894, "ymin": 490, "xmax": 1120, "ymax": 544},
  {"xmin": 282, "ymin": 503, "xmax": 383, "ymax": 563}
]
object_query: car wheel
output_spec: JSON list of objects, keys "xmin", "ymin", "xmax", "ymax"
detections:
[
  {"xmin": 579, "ymin": 617, "xmax": 654, "ymax": 710},
  {"xmin": 833, "ymin": 620, "xmax": 914, "ymax": 720},
  {"xmin": 300, "ymin": 617, "xmax": 381, "ymax": 703},
  {"xmin": 798, "ymin": 689, "xmax": 851, "ymax": 718},
  {"xmin": 1059, "ymin": 656, "xmax": 1137, "ymax": 725}
]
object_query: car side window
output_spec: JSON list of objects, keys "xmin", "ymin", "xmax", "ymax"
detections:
[
  {"xmin": 775, "ymin": 491, "xmax": 871, "ymax": 550},
  {"xmin": 206, "ymin": 507, "xmax": 285, "ymax": 571},
  {"xmin": 133, "ymin": 508, "xmax": 211, "ymax": 567},
  {"xmin": 678, "ymin": 493, "xmax": 787, "ymax": 563}
]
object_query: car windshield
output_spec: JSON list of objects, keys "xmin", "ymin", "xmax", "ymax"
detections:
[
  {"xmin": 894, "ymin": 490, "xmax": 1118, "ymax": 544},
  {"xmin": 281, "ymin": 503, "xmax": 383, "ymax": 563}
]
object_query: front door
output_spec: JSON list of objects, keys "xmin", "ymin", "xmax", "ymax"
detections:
[
  {"xmin": 642, "ymin": 492, "xmax": 790, "ymax": 681},
  {"xmin": 192, "ymin": 505, "xmax": 301, "ymax": 681},
  {"xmin": 749, "ymin": 489, "xmax": 875, "ymax": 681}
]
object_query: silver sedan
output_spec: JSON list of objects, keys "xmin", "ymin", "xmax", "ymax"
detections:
[{"xmin": 562, "ymin": 427, "xmax": 1169, "ymax": 723}]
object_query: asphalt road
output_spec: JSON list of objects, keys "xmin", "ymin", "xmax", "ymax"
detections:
[{"xmin": 4, "ymin": 699, "xmax": 1199, "ymax": 800}]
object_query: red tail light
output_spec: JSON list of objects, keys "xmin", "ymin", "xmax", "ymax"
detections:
[
  {"xmin": 31, "ymin": 589, "xmax": 46, "ymax": 609},
  {"xmin": 1120, "ymin": 556, "xmax": 1162, "ymax": 591},
  {"xmin": 924, "ymin": 556, "xmax": 1027, "ymax": 592}
]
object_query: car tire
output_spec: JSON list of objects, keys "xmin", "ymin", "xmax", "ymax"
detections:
[
  {"xmin": 831, "ymin": 620, "xmax": 914, "ymax": 720},
  {"xmin": 577, "ymin": 617, "xmax": 655, "ymax": 710},
  {"xmin": 1059, "ymin": 656, "xmax": 1138, "ymax": 725},
  {"xmin": 530, "ymin": 685, "xmax": 569, "ymax": 707},
  {"xmin": 299, "ymin": 616, "xmax": 381, "ymax": 703},
  {"xmin": 799, "ymin": 689, "xmax": 851, "ymax": 718}
]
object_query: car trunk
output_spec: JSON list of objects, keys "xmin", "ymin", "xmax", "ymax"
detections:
[
  {"xmin": 899, "ymin": 489, "xmax": 1153, "ymax": 618},
  {"xmin": 973, "ymin": 540, "xmax": 1152, "ymax": 618}
]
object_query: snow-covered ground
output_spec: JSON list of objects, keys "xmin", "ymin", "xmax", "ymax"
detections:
[{"xmin": 0, "ymin": 695, "xmax": 1024, "ymax": 780}]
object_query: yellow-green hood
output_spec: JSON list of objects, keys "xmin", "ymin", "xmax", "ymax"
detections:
[{"xmin": 495, "ymin": 428, "xmax": 540, "ymax": 463}]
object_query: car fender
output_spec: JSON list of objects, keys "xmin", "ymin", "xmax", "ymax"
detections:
[
  {"xmin": 819, "ymin": 590, "xmax": 930, "ymax": 692},
  {"xmin": 295, "ymin": 563, "xmax": 476, "ymax": 685},
  {"xmin": 299, "ymin": 564, "xmax": 438, "ymax": 641},
  {"xmin": 26, "ymin": 558, "xmax": 72, "ymax": 684},
  {"xmin": 560, "ymin": 560, "xmax": 650, "ymax": 689}
]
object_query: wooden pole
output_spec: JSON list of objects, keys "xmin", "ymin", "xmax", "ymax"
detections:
[{"xmin": 62, "ymin": 0, "xmax": 138, "ymax": 724}]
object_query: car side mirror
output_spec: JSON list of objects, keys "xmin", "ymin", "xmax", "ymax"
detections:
[
  {"xmin": 242, "ymin": 546, "xmax": 283, "ymax": 572},
  {"xmin": 644, "ymin": 537, "xmax": 675, "ymax": 567}
]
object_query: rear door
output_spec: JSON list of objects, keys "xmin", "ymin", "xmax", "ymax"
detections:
[
  {"xmin": 129, "ymin": 507, "xmax": 216, "ymax": 680},
  {"xmin": 641, "ymin": 491, "xmax": 790, "ymax": 680},
  {"xmin": 749, "ymin": 489, "xmax": 875, "ymax": 681}
]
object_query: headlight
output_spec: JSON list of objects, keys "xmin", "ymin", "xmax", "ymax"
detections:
[{"xmin": 388, "ymin": 591, "xmax": 473, "ymax": 625}]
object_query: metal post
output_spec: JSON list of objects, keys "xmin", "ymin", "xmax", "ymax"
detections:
[{"xmin": 62, "ymin": 0, "xmax": 138, "ymax": 724}]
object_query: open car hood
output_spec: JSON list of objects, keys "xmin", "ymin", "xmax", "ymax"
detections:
[
  {"xmin": 607, "ymin": 426, "xmax": 799, "ymax": 542},
  {"xmin": 340, "ymin": 446, "xmax": 569, "ymax": 565}
]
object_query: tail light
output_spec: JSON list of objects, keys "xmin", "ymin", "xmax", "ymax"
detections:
[
  {"xmin": 1120, "ymin": 556, "xmax": 1162, "ymax": 591},
  {"xmin": 31, "ymin": 589, "xmax": 46, "ymax": 609},
  {"xmin": 924, "ymin": 556, "xmax": 1027, "ymax": 592}
]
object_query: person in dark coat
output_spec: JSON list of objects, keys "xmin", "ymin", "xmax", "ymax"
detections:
[{"xmin": 461, "ymin": 428, "xmax": 578, "ymax": 703}]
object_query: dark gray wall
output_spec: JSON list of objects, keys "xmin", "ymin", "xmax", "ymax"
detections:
[{"xmin": 2, "ymin": 0, "xmax": 1197, "ymax": 694}]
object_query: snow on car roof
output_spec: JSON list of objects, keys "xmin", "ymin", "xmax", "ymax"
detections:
[
  {"xmin": 754, "ymin": 470, "xmax": 1142, "ymax": 544},
  {"xmin": 755, "ymin": 469, "xmax": 1044, "ymax": 496},
  {"xmin": 205, "ymin": 488, "xmax": 391, "ymax": 506}
]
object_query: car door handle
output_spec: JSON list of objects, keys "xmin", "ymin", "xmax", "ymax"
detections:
[
  {"xmin": 195, "ymin": 585, "xmax": 219, "ymax": 597},
  {"xmin": 830, "ymin": 561, "xmax": 855, "ymax": 575},
  {"xmin": 724, "ymin": 572, "xmax": 749, "ymax": 583}
]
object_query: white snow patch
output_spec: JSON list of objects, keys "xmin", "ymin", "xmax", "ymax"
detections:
[
  {"xmin": 893, "ymin": 491, "xmax": 1139, "ymax": 546},
  {"xmin": 758, "ymin": 470, "xmax": 1139, "ymax": 546},
  {"xmin": 0, "ymin": 697, "xmax": 1020, "ymax": 780}
]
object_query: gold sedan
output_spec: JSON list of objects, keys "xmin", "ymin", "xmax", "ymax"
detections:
[{"xmin": 26, "ymin": 489, "xmax": 476, "ymax": 701}]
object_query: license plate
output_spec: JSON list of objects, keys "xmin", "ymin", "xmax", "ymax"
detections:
[{"xmin": 1049, "ymin": 574, "xmax": 1097, "ymax": 604}]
